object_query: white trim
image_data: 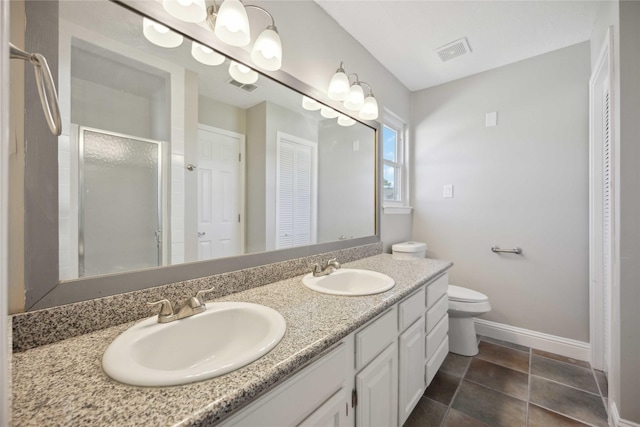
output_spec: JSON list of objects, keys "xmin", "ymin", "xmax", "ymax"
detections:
[
  {"xmin": 1, "ymin": 0, "xmax": 10, "ymax": 423},
  {"xmin": 612, "ymin": 402, "xmax": 640, "ymax": 427},
  {"xmin": 383, "ymin": 206, "xmax": 413, "ymax": 215},
  {"xmin": 589, "ymin": 26, "xmax": 614, "ymax": 372},
  {"xmin": 474, "ymin": 319, "xmax": 591, "ymax": 362}
]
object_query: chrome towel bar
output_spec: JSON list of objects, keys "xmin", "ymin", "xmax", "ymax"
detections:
[
  {"xmin": 10, "ymin": 43, "xmax": 62, "ymax": 136},
  {"xmin": 491, "ymin": 246, "xmax": 523, "ymax": 255}
]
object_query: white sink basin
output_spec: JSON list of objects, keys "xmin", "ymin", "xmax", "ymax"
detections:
[
  {"xmin": 102, "ymin": 302, "xmax": 286, "ymax": 387},
  {"xmin": 302, "ymin": 268, "xmax": 395, "ymax": 296}
]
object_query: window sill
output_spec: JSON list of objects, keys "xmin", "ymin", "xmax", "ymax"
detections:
[{"xmin": 383, "ymin": 206, "xmax": 413, "ymax": 215}]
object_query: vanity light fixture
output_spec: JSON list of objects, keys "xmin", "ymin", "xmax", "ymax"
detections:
[
  {"xmin": 337, "ymin": 114, "xmax": 355, "ymax": 127},
  {"xmin": 327, "ymin": 63, "xmax": 379, "ymax": 120},
  {"xmin": 302, "ymin": 96, "xmax": 322, "ymax": 111},
  {"xmin": 229, "ymin": 61, "xmax": 259, "ymax": 84},
  {"xmin": 206, "ymin": 1, "xmax": 283, "ymax": 71},
  {"xmin": 320, "ymin": 106, "xmax": 339, "ymax": 119},
  {"xmin": 163, "ymin": 0, "xmax": 207, "ymax": 23},
  {"xmin": 143, "ymin": 17, "xmax": 184, "ymax": 48},
  {"xmin": 191, "ymin": 41, "xmax": 225, "ymax": 65}
]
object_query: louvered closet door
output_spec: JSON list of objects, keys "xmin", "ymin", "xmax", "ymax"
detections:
[
  {"xmin": 277, "ymin": 139, "xmax": 312, "ymax": 249},
  {"xmin": 602, "ymin": 83, "xmax": 612, "ymax": 373}
]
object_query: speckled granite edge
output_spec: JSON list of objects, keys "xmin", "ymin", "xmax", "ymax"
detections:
[{"xmin": 11, "ymin": 243, "xmax": 382, "ymax": 352}]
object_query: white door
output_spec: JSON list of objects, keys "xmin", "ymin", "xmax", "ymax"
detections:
[
  {"xmin": 197, "ymin": 125, "xmax": 244, "ymax": 261},
  {"xmin": 276, "ymin": 132, "xmax": 317, "ymax": 249},
  {"xmin": 356, "ymin": 343, "xmax": 398, "ymax": 427},
  {"xmin": 398, "ymin": 316, "xmax": 426, "ymax": 426},
  {"xmin": 298, "ymin": 389, "xmax": 348, "ymax": 427}
]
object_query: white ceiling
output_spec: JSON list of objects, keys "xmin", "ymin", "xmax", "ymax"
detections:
[{"xmin": 314, "ymin": 0, "xmax": 604, "ymax": 92}]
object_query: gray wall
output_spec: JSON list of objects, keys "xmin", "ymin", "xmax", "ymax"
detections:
[
  {"xmin": 198, "ymin": 95, "xmax": 246, "ymax": 135},
  {"xmin": 411, "ymin": 42, "xmax": 590, "ymax": 342}
]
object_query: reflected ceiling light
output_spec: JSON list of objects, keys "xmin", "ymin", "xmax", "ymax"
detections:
[
  {"xmin": 302, "ymin": 96, "xmax": 321, "ymax": 111},
  {"xmin": 320, "ymin": 106, "xmax": 339, "ymax": 119},
  {"xmin": 328, "ymin": 62, "xmax": 350, "ymax": 101},
  {"xmin": 163, "ymin": 0, "xmax": 207, "ymax": 23},
  {"xmin": 143, "ymin": 17, "xmax": 184, "ymax": 48},
  {"xmin": 191, "ymin": 41, "xmax": 225, "ymax": 66},
  {"xmin": 338, "ymin": 114, "xmax": 355, "ymax": 127},
  {"xmin": 358, "ymin": 83, "xmax": 379, "ymax": 121},
  {"xmin": 229, "ymin": 61, "xmax": 258, "ymax": 84},
  {"xmin": 327, "ymin": 63, "xmax": 379, "ymax": 120}
]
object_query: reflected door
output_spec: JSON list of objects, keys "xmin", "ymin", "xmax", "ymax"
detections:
[
  {"xmin": 79, "ymin": 127, "xmax": 162, "ymax": 277},
  {"xmin": 197, "ymin": 125, "xmax": 244, "ymax": 260}
]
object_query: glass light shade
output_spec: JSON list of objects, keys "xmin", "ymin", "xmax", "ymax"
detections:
[
  {"xmin": 229, "ymin": 61, "xmax": 258, "ymax": 84},
  {"xmin": 191, "ymin": 41, "xmax": 225, "ymax": 66},
  {"xmin": 143, "ymin": 18, "xmax": 184, "ymax": 48},
  {"xmin": 251, "ymin": 27, "xmax": 282, "ymax": 71},
  {"xmin": 302, "ymin": 96, "xmax": 321, "ymax": 111},
  {"xmin": 338, "ymin": 114, "xmax": 356, "ymax": 127},
  {"xmin": 320, "ymin": 106, "xmax": 339, "ymax": 119},
  {"xmin": 344, "ymin": 83, "xmax": 365, "ymax": 111},
  {"xmin": 359, "ymin": 95, "xmax": 379, "ymax": 120},
  {"xmin": 328, "ymin": 70, "xmax": 350, "ymax": 101},
  {"xmin": 215, "ymin": 0, "xmax": 251, "ymax": 47},
  {"xmin": 163, "ymin": 0, "xmax": 207, "ymax": 23}
]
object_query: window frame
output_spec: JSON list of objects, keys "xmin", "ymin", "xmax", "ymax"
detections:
[{"xmin": 382, "ymin": 110, "xmax": 411, "ymax": 214}]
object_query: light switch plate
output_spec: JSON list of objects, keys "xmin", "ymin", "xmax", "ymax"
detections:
[
  {"xmin": 486, "ymin": 112, "xmax": 497, "ymax": 127},
  {"xmin": 353, "ymin": 140, "xmax": 360, "ymax": 151},
  {"xmin": 443, "ymin": 184, "xmax": 454, "ymax": 198}
]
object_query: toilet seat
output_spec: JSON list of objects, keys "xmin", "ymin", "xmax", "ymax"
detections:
[{"xmin": 448, "ymin": 285, "xmax": 488, "ymax": 303}]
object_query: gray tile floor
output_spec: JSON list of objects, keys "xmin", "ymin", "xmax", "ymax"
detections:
[{"xmin": 404, "ymin": 336, "xmax": 609, "ymax": 427}]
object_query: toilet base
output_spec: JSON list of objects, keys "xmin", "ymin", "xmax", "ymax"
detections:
[{"xmin": 448, "ymin": 316, "xmax": 479, "ymax": 356}]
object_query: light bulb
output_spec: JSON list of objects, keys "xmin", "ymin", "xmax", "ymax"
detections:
[
  {"xmin": 229, "ymin": 61, "xmax": 258, "ymax": 84},
  {"xmin": 251, "ymin": 26, "xmax": 282, "ymax": 71},
  {"xmin": 191, "ymin": 41, "xmax": 225, "ymax": 66},
  {"xmin": 359, "ymin": 95, "xmax": 379, "ymax": 120},
  {"xmin": 142, "ymin": 18, "xmax": 183, "ymax": 48},
  {"xmin": 328, "ymin": 66, "xmax": 350, "ymax": 101},
  {"xmin": 215, "ymin": 0, "xmax": 251, "ymax": 47},
  {"xmin": 344, "ymin": 83, "xmax": 364, "ymax": 111},
  {"xmin": 302, "ymin": 96, "xmax": 321, "ymax": 111},
  {"xmin": 163, "ymin": 0, "xmax": 207, "ymax": 23},
  {"xmin": 338, "ymin": 114, "xmax": 356, "ymax": 127},
  {"xmin": 320, "ymin": 106, "xmax": 339, "ymax": 119}
]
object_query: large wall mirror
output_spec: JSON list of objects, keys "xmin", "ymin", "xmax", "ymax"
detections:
[{"xmin": 17, "ymin": 0, "xmax": 378, "ymax": 310}]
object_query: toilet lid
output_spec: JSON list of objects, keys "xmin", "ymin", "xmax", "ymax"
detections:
[{"xmin": 448, "ymin": 285, "xmax": 489, "ymax": 303}]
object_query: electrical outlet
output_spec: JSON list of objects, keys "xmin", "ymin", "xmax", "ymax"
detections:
[{"xmin": 443, "ymin": 184, "xmax": 454, "ymax": 198}]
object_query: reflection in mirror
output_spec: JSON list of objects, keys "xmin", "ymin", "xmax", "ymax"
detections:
[{"xmin": 54, "ymin": 1, "xmax": 376, "ymax": 281}]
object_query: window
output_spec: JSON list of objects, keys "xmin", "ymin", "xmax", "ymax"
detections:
[{"xmin": 382, "ymin": 111, "xmax": 411, "ymax": 213}]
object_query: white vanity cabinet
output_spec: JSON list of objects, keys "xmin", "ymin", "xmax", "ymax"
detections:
[{"xmin": 218, "ymin": 272, "xmax": 450, "ymax": 427}]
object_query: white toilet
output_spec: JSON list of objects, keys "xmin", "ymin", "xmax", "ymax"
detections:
[
  {"xmin": 391, "ymin": 241, "xmax": 491, "ymax": 357},
  {"xmin": 447, "ymin": 285, "xmax": 491, "ymax": 356}
]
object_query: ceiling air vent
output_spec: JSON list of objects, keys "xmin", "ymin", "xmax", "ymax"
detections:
[
  {"xmin": 228, "ymin": 78, "xmax": 258, "ymax": 93},
  {"xmin": 435, "ymin": 37, "xmax": 472, "ymax": 62}
]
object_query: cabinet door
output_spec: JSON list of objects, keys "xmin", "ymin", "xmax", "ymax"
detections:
[
  {"xmin": 298, "ymin": 389, "xmax": 349, "ymax": 427},
  {"xmin": 398, "ymin": 316, "xmax": 426, "ymax": 426},
  {"xmin": 356, "ymin": 343, "xmax": 398, "ymax": 427}
]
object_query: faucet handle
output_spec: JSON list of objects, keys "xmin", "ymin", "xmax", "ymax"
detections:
[
  {"xmin": 147, "ymin": 299, "xmax": 177, "ymax": 323},
  {"xmin": 195, "ymin": 286, "xmax": 215, "ymax": 304}
]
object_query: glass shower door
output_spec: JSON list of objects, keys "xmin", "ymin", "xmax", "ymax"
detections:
[{"xmin": 79, "ymin": 127, "xmax": 162, "ymax": 277}]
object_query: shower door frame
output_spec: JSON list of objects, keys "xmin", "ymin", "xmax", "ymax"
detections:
[{"xmin": 78, "ymin": 126, "xmax": 164, "ymax": 277}]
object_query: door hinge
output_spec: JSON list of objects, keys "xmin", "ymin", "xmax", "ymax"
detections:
[
  {"xmin": 239, "ymin": 153, "xmax": 242, "ymax": 162},
  {"xmin": 351, "ymin": 388, "xmax": 357, "ymax": 408},
  {"xmin": 238, "ymin": 214, "xmax": 241, "ymax": 223}
]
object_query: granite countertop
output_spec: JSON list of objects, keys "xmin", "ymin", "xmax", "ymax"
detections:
[{"xmin": 11, "ymin": 254, "xmax": 452, "ymax": 426}]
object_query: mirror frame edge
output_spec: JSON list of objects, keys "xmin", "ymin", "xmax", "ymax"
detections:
[{"xmin": 23, "ymin": 0, "xmax": 382, "ymax": 311}]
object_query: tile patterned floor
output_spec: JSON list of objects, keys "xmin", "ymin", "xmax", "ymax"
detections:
[{"xmin": 404, "ymin": 336, "xmax": 609, "ymax": 427}]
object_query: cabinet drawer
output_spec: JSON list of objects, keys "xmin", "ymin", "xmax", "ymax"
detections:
[
  {"xmin": 426, "ymin": 273, "xmax": 448, "ymax": 309},
  {"xmin": 426, "ymin": 294, "xmax": 448, "ymax": 334},
  {"xmin": 426, "ymin": 336, "xmax": 449, "ymax": 386},
  {"xmin": 426, "ymin": 314, "xmax": 448, "ymax": 360},
  {"xmin": 221, "ymin": 342, "xmax": 348, "ymax": 426},
  {"xmin": 398, "ymin": 286, "xmax": 426, "ymax": 331},
  {"xmin": 356, "ymin": 307, "xmax": 397, "ymax": 370}
]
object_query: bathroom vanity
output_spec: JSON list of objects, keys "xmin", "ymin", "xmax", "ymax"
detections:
[{"xmin": 10, "ymin": 253, "xmax": 452, "ymax": 426}]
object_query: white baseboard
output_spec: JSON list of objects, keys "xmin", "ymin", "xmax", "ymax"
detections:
[
  {"xmin": 474, "ymin": 318, "xmax": 591, "ymax": 362},
  {"xmin": 612, "ymin": 402, "xmax": 640, "ymax": 427}
]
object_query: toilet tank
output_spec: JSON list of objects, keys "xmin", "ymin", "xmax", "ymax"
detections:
[{"xmin": 391, "ymin": 241, "xmax": 427, "ymax": 260}]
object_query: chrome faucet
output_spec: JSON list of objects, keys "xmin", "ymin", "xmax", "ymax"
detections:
[
  {"xmin": 312, "ymin": 258, "xmax": 341, "ymax": 277},
  {"xmin": 147, "ymin": 286, "xmax": 215, "ymax": 323}
]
